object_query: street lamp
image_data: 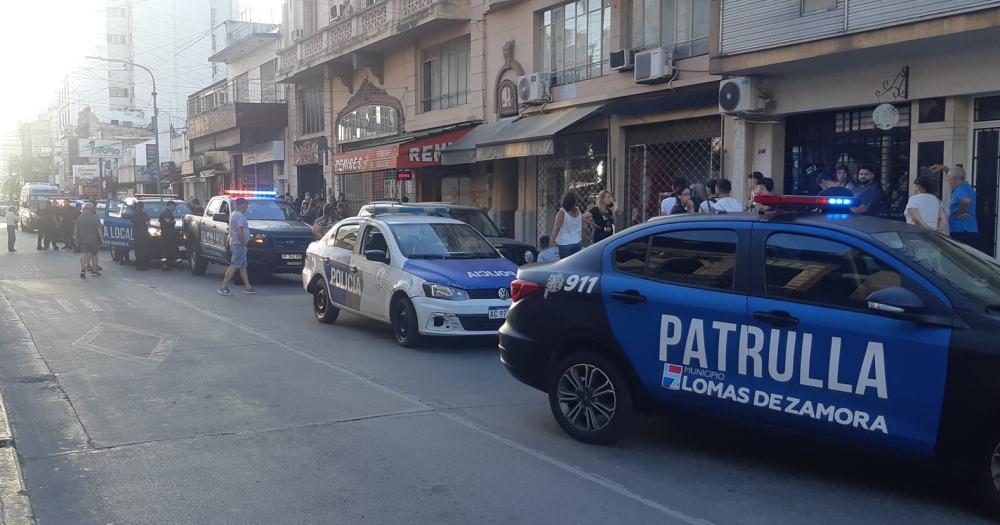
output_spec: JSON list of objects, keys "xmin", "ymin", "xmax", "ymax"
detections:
[{"xmin": 85, "ymin": 56, "xmax": 162, "ymax": 193}]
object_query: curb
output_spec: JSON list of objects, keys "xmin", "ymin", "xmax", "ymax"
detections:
[{"xmin": 0, "ymin": 290, "xmax": 34, "ymax": 525}]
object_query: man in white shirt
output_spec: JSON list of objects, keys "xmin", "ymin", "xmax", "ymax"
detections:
[
  {"xmin": 699, "ymin": 179, "xmax": 744, "ymax": 213},
  {"xmin": 659, "ymin": 177, "xmax": 688, "ymax": 215},
  {"xmin": 4, "ymin": 207, "xmax": 16, "ymax": 252}
]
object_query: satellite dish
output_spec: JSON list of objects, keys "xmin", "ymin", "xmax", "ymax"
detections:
[{"xmin": 872, "ymin": 103, "xmax": 900, "ymax": 131}]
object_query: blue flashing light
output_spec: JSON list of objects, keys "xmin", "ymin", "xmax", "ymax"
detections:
[
  {"xmin": 225, "ymin": 190, "xmax": 277, "ymax": 198},
  {"xmin": 825, "ymin": 197, "xmax": 854, "ymax": 206}
]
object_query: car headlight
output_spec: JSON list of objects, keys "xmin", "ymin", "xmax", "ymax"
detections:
[
  {"xmin": 523, "ymin": 249, "xmax": 535, "ymax": 263},
  {"xmin": 422, "ymin": 283, "xmax": 469, "ymax": 301},
  {"xmin": 251, "ymin": 233, "xmax": 266, "ymax": 245},
  {"xmin": 148, "ymin": 227, "xmax": 161, "ymax": 237}
]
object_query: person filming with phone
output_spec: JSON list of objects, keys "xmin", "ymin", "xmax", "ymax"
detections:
[{"xmin": 587, "ymin": 190, "xmax": 616, "ymax": 244}]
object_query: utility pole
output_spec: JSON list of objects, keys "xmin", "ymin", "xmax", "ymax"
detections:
[{"xmin": 85, "ymin": 56, "xmax": 162, "ymax": 193}]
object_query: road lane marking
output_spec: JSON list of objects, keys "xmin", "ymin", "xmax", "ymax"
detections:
[
  {"xmin": 56, "ymin": 298, "xmax": 79, "ymax": 314},
  {"xmin": 139, "ymin": 280, "xmax": 712, "ymax": 524},
  {"xmin": 78, "ymin": 299, "xmax": 105, "ymax": 312}
]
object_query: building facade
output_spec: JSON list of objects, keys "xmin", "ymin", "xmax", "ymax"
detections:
[{"xmin": 713, "ymin": 0, "xmax": 1000, "ymax": 254}]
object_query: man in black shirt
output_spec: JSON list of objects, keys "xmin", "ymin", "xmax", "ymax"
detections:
[
  {"xmin": 159, "ymin": 201, "xmax": 180, "ymax": 271},
  {"xmin": 132, "ymin": 202, "xmax": 151, "ymax": 271}
]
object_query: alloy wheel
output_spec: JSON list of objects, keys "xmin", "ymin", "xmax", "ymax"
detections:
[{"xmin": 557, "ymin": 363, "xmax": 617, "ymax": 432}]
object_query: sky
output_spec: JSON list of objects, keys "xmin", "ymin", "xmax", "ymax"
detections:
[{"xmin": 0, "ymin": 0, "xmax": 283, "ymax": 139}]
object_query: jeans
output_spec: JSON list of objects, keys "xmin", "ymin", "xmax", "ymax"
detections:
[
  {"xmin": 557, "ymin": 243, "xmax": 581, "ymax": 259},
  {"xmin": 6, "ymin": 226, "xmax": 14, "ymax": 251}
]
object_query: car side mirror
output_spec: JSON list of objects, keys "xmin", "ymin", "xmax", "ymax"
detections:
[
  {"xmin": 213, "ymin": 213, "xmax": 229, "ymax": 223},
  {"xmin": 866, "ymin": 287, "xmax": 924, "ymax": 315},
  {"xmin": 365, "ymin": 249, "xmax": 388, "ymax": 264}
]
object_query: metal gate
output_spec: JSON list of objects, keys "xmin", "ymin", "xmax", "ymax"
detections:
[
  {"xmin": 535, "ymin": 131, "xmax": 609, "ymax": 244},
  {"xmin": 334, "ymin": 171, "xmax": 416, "ymax": 216},
  {"xmin": 624, "ymin": 117, "xmax": 722, "ymax": 226}
]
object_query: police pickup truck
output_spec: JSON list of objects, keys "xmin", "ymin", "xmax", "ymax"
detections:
[
  {"xmin": 500, "ymin": 194, "xmax": 1000, "ymax": 517},
  {"xmin": 184, "ymin": 191, "xmax": 313, "ymax": 275},
  {"xmin": 104, "ymin": 195, "xmax": 188, "ymax": 264}
]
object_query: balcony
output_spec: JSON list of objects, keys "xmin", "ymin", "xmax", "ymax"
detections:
[
  {"xmin": 210, "ymin": 21, "xmax": 280, "ymax": 63},
  {"xmin": 277, "ymin": 0, "xmax": 470, "ymax": 83},
  {"xmin": 187, "ymin": 79, "xmax": 288, "ymax": 152}
]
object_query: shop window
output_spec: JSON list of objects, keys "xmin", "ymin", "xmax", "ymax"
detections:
[
  {"xmin": 337, "ymin": 105, "xmax": 399, "ymax": 144},
  {"xmin": 631, "ymin": 0, "xmax": 709, "ymax": 60},
  {"xmin": 540, "ymin": 0, "xmax": 612, "ymax": 86},
  {"xmin": 300, "ymin": 84, "xmax": 325, "ymax": 135},
  {"xmin": 918, "ymin": 98, "xmax": 946, "ymax": 123},
  {"xmin": 975, "ymin": 96, "xmax": 1000, "ymax": 122},
  {"xmin": 421, "ymin": 36, "xmax": 470, "ymax": 112},
  {"xmin": 801, "ymin": 0, "xmax": 835, "ymax": 15}
]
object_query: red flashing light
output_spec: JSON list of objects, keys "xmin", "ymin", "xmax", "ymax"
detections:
[
  {"xmin": 753, "ymin": 195, "xmax": 855, "ymax": 208},
  {"xmin": 510, "ymin": 279, "xmax": 540, "ymax": 302}
]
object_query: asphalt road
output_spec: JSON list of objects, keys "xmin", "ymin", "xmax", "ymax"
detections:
[{"xmin": 0, "ymin": 229, "xmax": 993, "ymax": 524}]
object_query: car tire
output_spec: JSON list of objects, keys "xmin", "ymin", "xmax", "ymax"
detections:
[
  {"xmin": 979, "ymin": 429, "xmax": 1000, "ymax": 520},
  {"xmin": 547, "ymin": 351, "xmax": 635, "ymax": 445},
  {"xmin": 313, "ymin": 284, "xmax": 340, "ymax": 324},
  {"xmin": 189, "ymin": 248, "xmax": 208, "ymax": 275},
  {"xmin": 391, "ymin": 297, "xmax": 422, "ymax": 348}
]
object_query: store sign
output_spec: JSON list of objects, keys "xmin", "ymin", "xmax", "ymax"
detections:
[
  {"xmin": 397, "ymin": 127, "xmax": 474, "ymax": 169},
  {"xmin": 334, "ymin": 145, "xmax": 399, "ymax": 174},
  {"xmin": 79, "ymin": 139, "xmax": 123, "ymax": 158},
  {"xmin": 395, "ymin": 169, "xmax": 414, "ymax": 181},
  {"xmin": 498, "ymin": 79, "xmax": 518, "ymax": 117},
  {"xmin": 294, "ymin": 137, "xmax": 325, "ymax": 166},
  {"xmin": 72, "ymin": 164, "xmax": 99, "ymax": 183}
]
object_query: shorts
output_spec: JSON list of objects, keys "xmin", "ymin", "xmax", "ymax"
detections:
[
  {"xmin": 79, "ymin": 242, "xmax": 99, "ymax": 255},
  {"xmin": 229, "ymin": 244, "xmax": 248, "ymax": 268}
]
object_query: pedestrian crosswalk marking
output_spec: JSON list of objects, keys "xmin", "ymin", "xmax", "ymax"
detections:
[
  {"xmin": 56, "ymin": 299, "xmax": 79, "ymax": 314},
  {"xmin": 78, "ymin": 299, "xmax": 105, "ymax": 312}
]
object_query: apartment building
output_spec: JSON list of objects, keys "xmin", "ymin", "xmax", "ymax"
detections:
[
  {"xmin": 712, "ymin": 0, "xmax": 1000, "ymax": 255},
  {"xmin": 278, "ymin": 0, "xmax": 720, "ymax": 241},
  {"xmin": 184, "ymin": 20, "xmax": 288, "ymax": 202}
]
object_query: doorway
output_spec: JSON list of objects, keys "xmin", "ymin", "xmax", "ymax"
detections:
[{"xmin": 973, "ymin": 127, "xmax": 999, "ymax": 256}]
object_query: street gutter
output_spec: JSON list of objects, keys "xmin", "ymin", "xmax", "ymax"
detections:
[{"xmin": 0, "ymin": 291, "xmax": 34, "ymax": 525}]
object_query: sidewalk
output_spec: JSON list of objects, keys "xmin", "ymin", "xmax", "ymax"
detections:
[{"xmin": 0, "ymin": 291, "xmax": 34, "ymax": 525}]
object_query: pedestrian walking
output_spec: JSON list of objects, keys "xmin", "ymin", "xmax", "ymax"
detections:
[
  {"xmin": 551, "ymin": 192, "xmax": 589, "ymax": 258},
  {"xmin": 659, "ymin": 177, "xmax": 689, "ymax": 215},
  {"xmin": 905, "ymin": 175, "xmax": 948, "ymax": 234},
  {"xmin": 700, "ymin": 179, "xmax": 743, "ymax": 213},
  {"xmin": 75, "ymin": 202, "xmax": 103, "ymax": 278},
  {"xmin": 218, "ymin": 198, "xmax": 260, "ymax": 296},
  {"xmin": 934, "ymin": 164, "xmax": 980, "ymax": 249},
  {"xmin": 850, "ymin": 165, "xmax": 885, "ymax": 216},
  {"xmin": 4, "ymin": 207, "xmax": 16, "ymax": 252},
  {"xmin": 668, "ymin": 183, "xmax": 695, "ymax": 215},
  {"xmin": 159, "ymin": 200, "xmax": 181, "ymax": 271},
  {"xmin": 587, "ymin": 190, "xmax": 616, "ymax": 244},
  {"xmin": 312, "ymin": 203, "xmax": 338, "ymax": 240},
  {"xmin": 132, "ymin": 201, "xmax": 151, "ymax": 271}
]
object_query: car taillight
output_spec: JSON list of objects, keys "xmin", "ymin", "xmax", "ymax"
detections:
[{"xmin": 510, "ymin": 279, "xmax": 541, "ymax": 302}]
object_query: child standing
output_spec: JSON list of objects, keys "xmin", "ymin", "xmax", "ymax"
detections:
[{"xmin": 536, "ymin": 235, "xmax": 558, "ymax": 263}]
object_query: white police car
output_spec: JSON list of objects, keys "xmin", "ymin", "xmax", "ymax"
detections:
[
  {"xmin": 501, "ymin": 194, "xmax": 1000, "ymax": 516},
  {"xmin": 302, "ymin": 207, "xmax": 519, "ymax": 346}
]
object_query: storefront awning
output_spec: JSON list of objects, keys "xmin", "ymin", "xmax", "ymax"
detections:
[{"xmin": 441, "ymin": 105, "xmax": 603, "ymax": 165}]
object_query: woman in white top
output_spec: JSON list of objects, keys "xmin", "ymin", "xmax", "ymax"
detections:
[
  {"xmin": 551, "ymin": 192, "xmax": 591, "ymax": 259},
  {"xmin": 905, "ymin": 175, "xmax": 949, "ymax": 234}
]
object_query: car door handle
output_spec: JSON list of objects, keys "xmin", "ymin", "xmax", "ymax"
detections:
[
  {"xmin": 610, "ymin": 290, "xmax": 647, "ymax": 305},
  {"xmin": 350, "ymin": 265, "xmax": 359, "ymax": 273},
  {"xmin": 753, "ymin": 310, "xmax": 800, "ymax": 327}
]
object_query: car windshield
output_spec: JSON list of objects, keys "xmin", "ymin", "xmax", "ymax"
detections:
[
  {"xmin": 872, "ymin": 231, "xmax": 1000, "ymax": 307},
  {"xmin": 141, "ymin": 202, "xmax": 192, "ymax": 218},
  {"xmin": 437, "ymin": 208, "xmax": 501, "ymax": 237},
  {"xmin": 244, "ymin": 200, "xmax": 300, "ymax": 220},
  {"xmin": 389, "ymin": 223, "xmax": 500, "ymax": 259}
]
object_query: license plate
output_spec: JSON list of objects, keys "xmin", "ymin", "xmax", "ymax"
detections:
[
  {"xmin": 281, "ymin": 253, "xmax": 303, "ymax": 260},
  {"xmin": 488, "ymin": 307, "xmax": 508, "ymax": 320}
]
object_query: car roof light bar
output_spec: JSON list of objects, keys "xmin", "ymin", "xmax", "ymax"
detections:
[
  {"xmin": 367, "ymin": 205, "xmax": 450, "ymax": 215},
  {"xmin": 753, "ymin": 195, "xmax": 855, "ymax": 208},
  {"xmin": 224, "ymin": 190, "xmax": 277, "ymax": 197}
]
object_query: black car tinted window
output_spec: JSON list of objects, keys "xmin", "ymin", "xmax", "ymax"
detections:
[
  {"xmin": 362, "ymin": 226, "xmax": 389, "ymax": 255},
  {"xmin": 614, "ymin": 237, "xmax": 649, "ymax": 277},
  {"xmin": 764, "ymin": 233, "xmax": 901, "ymax": 310},
  {"xmin": 647, "ymin": 230, "xmax": 737, "ymax": 291}
]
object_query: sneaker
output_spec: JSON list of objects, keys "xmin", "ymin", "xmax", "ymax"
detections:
[
  {"xmin": 217, "ymin": 288, "xmax": 233, "ymax": 296},
  {"xmin": 243, "ymin": 288, "xmax": 261, "ymax": 295},
  {"xmin": 95, "ymin": 265, "xmax": 103, "ymax": 271},
  {"xmin": 80, "ymin": 271, "xmax": 86, "ymax": 279},
  {"xmin": 91, "ymin": 271, "xmax": 101, "ymax": 277}
]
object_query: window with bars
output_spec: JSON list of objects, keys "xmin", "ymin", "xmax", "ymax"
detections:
[
  {"xmin": 631, "ymin": 0, "xmax": 709, "ymax": 59},
  {"xmin": 300, "ymin": 84, "xmax": 325, "ymax": 135},
  {"xmin": 421, "ymin": 36, "xmax": 470, "ymax": 112},
  {"xmin": 539, "ymin": 0, "xmax": 611, "ymax": 87},
  {"xmin": 337, "ymin": 105, "xmax": 400, "ymax": 143}
]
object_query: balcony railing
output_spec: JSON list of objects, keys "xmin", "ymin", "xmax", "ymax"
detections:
[
  {"xmin": 277, "ymin": 0, "xmax": 469, "ymax": 80},
  {"xmin": 188, "ymin": 78, "xmax": 288, "ymax": 118},
  {"xmin": 224, "ymin": 20, "xmax": 280, "ymax": 48}
]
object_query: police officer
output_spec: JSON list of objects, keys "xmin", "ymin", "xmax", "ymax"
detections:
[
  {"xmin": 62, "ymin": 202, "xmax": 81, "ymax": 251},
  {"xmin": 132, "ymin": 201, "xmax": 150, "ymax": 271},
  {"xmin": 159, "ymin": 200, "xmax": 180, "ymax": 271}
]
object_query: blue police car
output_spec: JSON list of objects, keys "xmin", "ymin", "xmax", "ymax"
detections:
[
  {"xmin": 500, "ymin": 194, "xmax": 1000, "ymax": 515},
  {"xmin": 303, "ymin": 207, "xmax": 519, "ymax": 347}
]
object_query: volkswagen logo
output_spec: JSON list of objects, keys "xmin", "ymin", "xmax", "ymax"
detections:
[{"xmin": 498, "ymin": 287, "xmax": 511, "ymax": 300}]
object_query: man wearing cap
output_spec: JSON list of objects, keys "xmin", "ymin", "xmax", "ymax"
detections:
[
  {"xmin": 218, "ymin": 197, "xmax": 260, "ymax": 295},
  {"xmin": 159, "ymin": 200, "xmax": 180, "ymax": 271}
]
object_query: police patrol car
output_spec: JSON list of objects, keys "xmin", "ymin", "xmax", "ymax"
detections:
[
  {"xmin": 500, "ymin": 194, "xmax": 1000, "ymax": 515},
  {"xmin": 303, "ymin": 206, "xmax": 519, "ymax": 347}
]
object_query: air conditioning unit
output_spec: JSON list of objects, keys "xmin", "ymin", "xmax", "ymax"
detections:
[
  {"xmin": 610, "ymin": 49, "xmax": 639, "ymax": 71},
  {"xmin": 718, "ymin": 77, "xmax": 765, "ymax": 114},
  {"xmin": 330, "ymin": 4, "xmax": 344, "ymax": 21},
  {"xmin": 517, "ymin": 73, "xmax": 550, "ymax": 106},
  {"xmin": 634, "ymin": 48, "xmax": 676, "ymax": 84}
]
